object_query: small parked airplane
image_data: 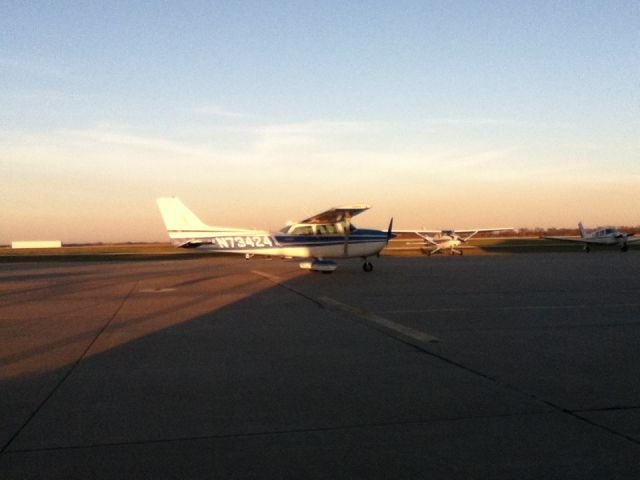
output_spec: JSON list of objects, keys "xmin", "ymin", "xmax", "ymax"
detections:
[
  {"xmin": 157, "ymin": 197, "xmax": 394, "ymax": 272},
  {"xmin": 395, "ymin": 228, "xmax": 515, "ymax": 255},
  {"xmin": 544, "ymin": 222, "xmax": 639, "ymax": 252}
]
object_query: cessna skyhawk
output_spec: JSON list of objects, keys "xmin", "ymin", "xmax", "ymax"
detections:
[
  {"xmin": 544, "ymin": 222, "xmax": 639, "ymax": 252},
  {"xmin": 157, "ymin": 197, "xmax": 394, "ymax": 272},
  {"xmin": 395, "ymin": 228, "xmax": 515, "ymax": 255}
]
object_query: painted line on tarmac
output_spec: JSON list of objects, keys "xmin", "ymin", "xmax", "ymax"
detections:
[
  {"xmin": 383, "ymin": 302, "xmax": 640, "ymax": 314},
  {"xmin": 251, "ymin": 270, "xmax": 284, "ymax": 284},
  {"xmin": 252, "ymin": 270, "xmax": 440, "ymax": 347},
  {"xmin": 318, "ymin": 296, "xmax": 440, "ymax": 346},
  {"xmin": 251, "ymin": 270, "xmax": 325, "ymax": 307}
]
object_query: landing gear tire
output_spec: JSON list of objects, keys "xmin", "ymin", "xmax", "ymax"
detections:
[
  {"xmin": 584, "ymin": 246, "xmax": 590, "ymax": 253},
  {"xmin": 363, "ymin": 261, "xmax": 373, "ymax": 272}
]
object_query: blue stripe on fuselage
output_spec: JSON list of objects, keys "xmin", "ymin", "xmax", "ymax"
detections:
[{"xmin": 274, "ymin": 230, "xmax": 387, "ymax": 247}]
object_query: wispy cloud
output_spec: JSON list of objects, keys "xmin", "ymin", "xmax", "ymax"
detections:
[
  {"xmin": 0, "ymin": 89, "xmax": 85, "ymax": 103},
  {"xmin": 62, "ymin": 127, "xmax": 212, "ymax": 157},
  {"xmin": 423, "ymin": 117, "xmax": 528, "ymax": 127},
  {"xmin": 430, "ymin": 147, "xmax": 518, "ymax": 170},
  {"xmin": 0, "ymin": 57, "xmax": 69, "ymax": 79},
  {"xmin": 254, "ymin": 120, "xmax": 378, "ymax": 152},
  {"xmin": 0, "ymin": 126, "xmax": 227, "ymax": 171},
  {"xmin": 192, "ymin": 105, "xmax": 253, "ymax": 119}
]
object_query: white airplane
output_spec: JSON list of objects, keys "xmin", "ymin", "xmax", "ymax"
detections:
[
  {"xmin": 157, "ymin": 197, "xmax": 394, "ymax": 273},
  {"xmin": 544, "ymin": 222, "xmax": 639, "ymax": 252},
  {"xmin": 395, "ymin": 228, "xmax": 515, "ymax": 255}
]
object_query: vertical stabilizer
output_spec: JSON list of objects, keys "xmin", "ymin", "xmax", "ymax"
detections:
[
  {"xmin": 156, "ymin": 197, "xmax": 264, "ymax": 237},
  {"xmin": 156, "ymin": 197, "xmax": 210, "ymax": 232},
  {"xmin": 578, "ymin": 222, "xmax": 586, "ymax": 238}
]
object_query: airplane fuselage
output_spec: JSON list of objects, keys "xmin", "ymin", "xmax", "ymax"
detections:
[
  {"xmin": 585, "ymin": 228, "xmax": 628, "ymax": 245},
  {"xmin": 169, "ymin": 229, "xmax": 389, "ymax": 259},
  {"xmin": 585, "ymin": 236, "xmax": 624, "ymax": 245},
  {"xmin": 433, "ymin": 237, "xmax": 462, "ymax": 249}
]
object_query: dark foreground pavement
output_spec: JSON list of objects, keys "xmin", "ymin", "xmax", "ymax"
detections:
[{"xmin": 1, "ymin": 253, "xmax": 639, "ymax": 478}]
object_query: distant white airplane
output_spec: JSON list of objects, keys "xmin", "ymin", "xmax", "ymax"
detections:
[
  {"xmin": 157, "ymin": 197, "xmax": 394, "ymax": 273},
  {"xmin": 395, "ymin": 228, "xmax": 515, "ymax": 255},
  {"xmin": 544, "ymin": 222, "xmax": 639, "ymax": 252}
]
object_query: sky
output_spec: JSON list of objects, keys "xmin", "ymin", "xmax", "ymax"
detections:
[{"xmin": 1, "ymin": 1, "xmax": 639, "ymax": 243}]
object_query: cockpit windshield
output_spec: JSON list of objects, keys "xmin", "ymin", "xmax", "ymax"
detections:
[{"xmin": 288, "ymin": 225, "xmax": 314, "ymax": 235}]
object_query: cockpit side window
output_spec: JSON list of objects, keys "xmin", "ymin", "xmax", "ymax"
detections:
[
  {"xmin": 289, "ymin": 225, "xmax": 314, "ymax": 235},
  {"xmin": 283, "ymin": 223, "xmax": 350, "ymax": 235},
  {"xmin": 316, "ymin": 224, "xmax": 341, "ymax": 235}
]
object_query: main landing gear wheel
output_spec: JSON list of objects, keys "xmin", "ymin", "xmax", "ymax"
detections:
[{"xmin": 363, "ymin": 261, "xmax": 373, "ymax": 272}]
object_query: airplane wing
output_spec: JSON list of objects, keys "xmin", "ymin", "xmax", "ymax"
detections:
[
  {"xmin": 394, "ymin": 228, "xmax": 514, "ymax": 234},
  {"xmin": 300, "ymin": 204, "xmax": 371, "ymax": 224},
  {"xmin": 393, "ymin": 229, "xmax": 441, "ymax": 234},
  {"xmin": 543, "ymin": 236, "xmax": 589, "ymax": 243},
  {"xmin": 450, "ymin": 228, "xmax": 515, "ymax": 234}
]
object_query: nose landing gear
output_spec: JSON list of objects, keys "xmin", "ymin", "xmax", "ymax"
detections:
[{"xmin": 362, "ymin": 259, "xmax": 373, "ymax": 272}]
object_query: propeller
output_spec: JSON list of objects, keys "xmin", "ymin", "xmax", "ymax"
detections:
[
  {"xmin": 619, "ymin": 232, "xmax": 629, "ymax": 251},
  {"xmin": 386, "ymin": 217, "xmax": 394, "ymax": 244},
  {"xmin": 343, "ymin": 212, "xmax": 351, "ymax": 257}
]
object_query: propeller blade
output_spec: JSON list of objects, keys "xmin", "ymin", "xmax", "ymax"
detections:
[
  {"xmin": 387, "ymin": 217, "xmax": 394, "ymax": 244},
  {"xmin": 343, "ymin": 213, "xmax": 351, "ymax": 257}
]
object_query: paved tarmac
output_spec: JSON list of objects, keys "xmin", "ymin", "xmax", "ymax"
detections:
[{"xmin": 1, "ymin": 253, "xmax": 639, "ymax": 479}]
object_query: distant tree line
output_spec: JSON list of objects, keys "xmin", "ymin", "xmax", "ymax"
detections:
[{"xmin": 482, "ymin": 226, "xmax": 640, "ymax": 237}]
